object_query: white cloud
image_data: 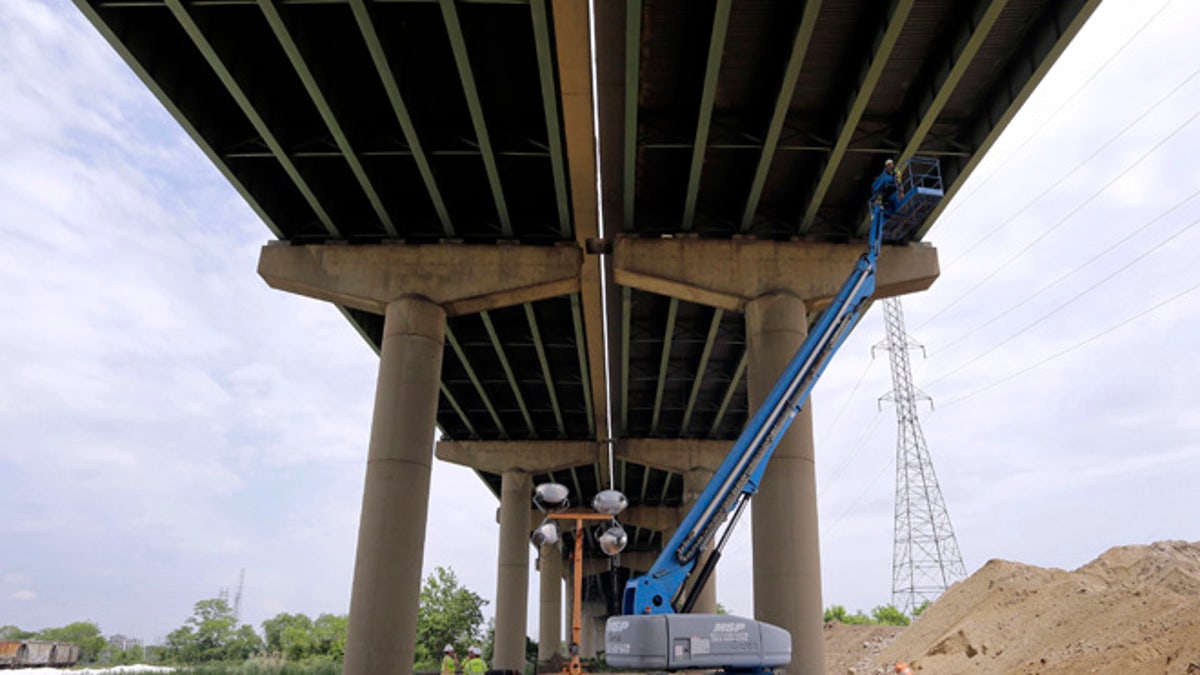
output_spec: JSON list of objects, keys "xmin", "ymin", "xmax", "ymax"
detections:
[{"xmin": 3, "ymin": 573, "xmax": 33, "ymax": 587}]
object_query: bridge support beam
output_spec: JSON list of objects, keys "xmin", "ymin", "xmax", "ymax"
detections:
[
  {"xmin": 344, "ymin": 296, "xmax": 445, "ymax": 675},
  {"xmin": 683, "ymin": 467, "xmax": 718, "ymax": 614},
  {"xmin": 258, "ymin": 242, "xmax": 582, "ymax": 675},
  {"xmin": 495, "ymin": 471, "xmax": 532, "ymax": 672},
  {"xmin": 538, "ymin": 542, "xmax": 564, "ymax": 662},
  {"xmin": 613, "ymin": 236, "xmax": 939, "ymax": 675},
  {"xmin": 746, "ymin": 293, "xmax": 823, "ymax": 675}
]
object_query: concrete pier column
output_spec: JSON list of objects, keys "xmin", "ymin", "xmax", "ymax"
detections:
[
  {"xmin": 579, "ymin": 598, "xmax": 602, "ymax": 658},
  {"xmin": 563, "ymin": 564, "xmax": 574, "ymax": 645},
  {"xmin": 745, "ymin": 292, "xmax": 823, "ymax": 675},
  {"xmin": 538, "ymin": 543, "xmax": 563, "ymax": 661},
  {"xmin": 344, "ymin": 296, "xmax": 446, "ymax": 675},
  {"xmin": 682, "ymin": 467, "xmax": 717, "ymax": 614},
  {"xmin": 494, "ymin": 471, "xmax": 532, "ymax": 671}
]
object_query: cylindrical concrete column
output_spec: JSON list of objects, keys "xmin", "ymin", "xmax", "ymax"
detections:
[
  {"xmin": 579, "ymin": 598, "xmax": 600, "ymax": 658},
  {"xmin": 344, "ymin": 296, "xmax": 446, "ymax": 675},
  {"xmin": 745, "ymin": 293, "xmax": 823, "ymax": 675},
  {"xmin": 494, "ymin": 471, "xmax": 532, "ymax": 671},
  {"xmin": 563, "ymin": 564, "xmax": 574, "ymax": 648},
  {"xmin": 683, "ymin": 468, "xmax": 717, "ymax": 614},
  {"xmin": 538, "ymin": 543, "xmax": 563, "ymax": 662}
]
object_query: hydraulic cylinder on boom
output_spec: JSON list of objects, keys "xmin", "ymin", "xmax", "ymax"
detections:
[{"xmin": 604, "ymin": 157, "xmax": 943, "ymax": 674}]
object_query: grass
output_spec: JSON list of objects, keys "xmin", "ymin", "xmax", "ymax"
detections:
[{"xmin": 169, "ymin": 662, "xmax": 341, "ymax": 675}]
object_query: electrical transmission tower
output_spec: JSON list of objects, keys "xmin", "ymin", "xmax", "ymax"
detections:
[
  {"xmin": 233, "ymin": 568, "xmax": 245, "ymax": 621},
  {"xmin": 874, "ymin": 297, "xmax": 966, "ymax": 615},
  {"xmin": 219, "ymin": 568, "xmax": 246, "ymax": 620}
]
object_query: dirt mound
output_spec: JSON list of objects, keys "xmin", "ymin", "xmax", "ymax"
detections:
[
  {"xmin": 839, "ymin": 540, "xmax": 1200, "ymax": 674},
  {"xmin": 822, "ymin": 623, "xmax": 905, "ymax": 674}
]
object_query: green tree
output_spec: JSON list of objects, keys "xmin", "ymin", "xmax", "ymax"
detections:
[
  {"xmin": 164, "ymin": 596, "xmax": 262, "ymax": 663},
  {"xmin": 483, "ymin": 618, "xmax": 495, "ymax": 665},
  {"xmin": 143, "ymin": 644, "xmax": 168, "ymax": 664},
  {"xmin": 913, "ymin": 600, "xmax": 932, "ymax": 617},
  {"xmin": 311, "ymin": 613, "xmax": 348, "ymax": 660},
  {"xmin": 843, "ymin": 610, "xmax": 872, "ymax": 625},
  {"xmin": 870, "ymin": 605, "xmax": 911, "ymax": 626},
  {"xmin": 262, "ymin": 612, "xmax": 313, "ymax": 658},
  {"xmin": 824, "ymin": 605, "xmax": 848, "ymax": 623},
  {"xmin": 164, "ymin": 625, "xmax": 201, "ymax": 663},
  {"xmin": 227, "ymin": 624, "xmax": 264, "ymax": 661},
  {"xmin": 823, "ymin": 605, "xmax": 871, "ymax": 625},
  {"xmin": 282, "ymin": 624, "xmax": 314, "ymax": 661},
  {"xmin": 108, "ymin": 642, "xmax": 146, "ymax": 665},
  {"xmin": 191, "ymin": 598, "xmax": 238, "ymax": 660},
  {"xmin": 526, "ymin": 635, "xmax": 539, "ymax": 665},
  {"xmin": 36, "ymin": 621, "xmax": 106, "ymax": 663},
  {"xmin": 0, "ymin": 625, "xmax": 35, "ymax": 640},
  {"xmin": 416, "ymin": 567, "xmax": 488, "ymax": 668}
]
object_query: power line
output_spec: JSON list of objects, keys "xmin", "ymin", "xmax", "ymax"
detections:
[
  {"xmin": 818, "ymin": 357, "xmax": 876, "ymax": 440},
  {"xmin": 931, "ymin": 189, "xmax": 1200, "ymax": 362},
  {"xmin": 916, "ymin": 97, "xmax": 1200, "ymax": 331},
  {"xmin": 935, "ymin": 0, "xmax": 1177, "ymax": 227},
  {"xmin": 820, "ymin": 451, "xmax": 897, "ymax": 535},
  {"xmin": 938, "ymin": 274, "xmax": 1200, "ymax": 408},
  {"xmin": 925, "ymin": 212, "xmax": 1200, "ymax": 389},
  {"xmin": 935, "ymin": 61, "xmax": 1200, "ymax": 279},
  {"xmin": 823, "ymin": 456, "xmax": 894, "ymax": 536},
  {"xmin": 819, "ymin": 409, "xmax": 885, "ymax": 499}
]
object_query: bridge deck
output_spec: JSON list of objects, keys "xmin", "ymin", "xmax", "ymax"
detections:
[{"xmin": 76, "ymin": 0, "xmax": 1100, "ymax": 558}]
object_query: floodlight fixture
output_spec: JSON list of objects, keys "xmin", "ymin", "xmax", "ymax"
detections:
[
  {"xmin": 592, "ymin": 489, "xmax": 628, "ymax": 516},
  {"xmin": 597, "ymin": 522, "xmax": 628, "ymax": 556},
  {"xmin": 531, "ymin": 520, "xmax": 560, "ymax": 547},
  {"xmin": 533, "ymin": 482, "xmax": 570, "ymax": 512}
]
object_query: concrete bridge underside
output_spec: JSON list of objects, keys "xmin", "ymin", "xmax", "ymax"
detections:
[{"xmin": 75, "ymin": 0, "xmax": 1101, "ymax": 673}]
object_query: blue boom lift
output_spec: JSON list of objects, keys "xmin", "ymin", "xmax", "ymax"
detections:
[{"xmin": 604, "ymin": 158, "xmax": 943, "ymax": 673}]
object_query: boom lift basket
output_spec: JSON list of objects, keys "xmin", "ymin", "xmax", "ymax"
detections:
[{"xmin": 883, "ymin": 156, "xmax": 944, "ymax": 240}]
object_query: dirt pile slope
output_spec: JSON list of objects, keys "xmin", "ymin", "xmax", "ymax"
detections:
[
  {"xmin": 823, "ymin": 623, "xmax": 905, "ymax": 674},
  {"xmin": 863, "ymin": 540, "xmax": 1200, "ymax": 674}
]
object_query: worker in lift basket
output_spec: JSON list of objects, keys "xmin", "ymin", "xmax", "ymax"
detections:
[
  {"xmin": 463, "ymin": 645, "xmax": 488, "ymax": 673},
  {"xmin": 872, "ymin": 158, "xmax": 900, "ymax": 214}
]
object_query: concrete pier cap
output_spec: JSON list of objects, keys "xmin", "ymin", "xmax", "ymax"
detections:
[
  {"xmin": 435, "ymin": 440, "xmax": 605, "ymax": 476},
  {"xmin": 258, "ymin": 240, "xmax": 583, "ymax": 316},
  {"xmin": 612, "ymin": 235, "xmax": 939, "ymax": 311}
]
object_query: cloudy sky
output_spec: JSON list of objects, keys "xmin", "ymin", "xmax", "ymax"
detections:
[{"xmin": 2, "ymin": 0, "xmax": 1198, "ymax": 645}]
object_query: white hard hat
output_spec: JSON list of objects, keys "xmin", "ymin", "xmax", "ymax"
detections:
[
  {"xmin": 444, "ymin": 644, "xmax": 454, "ymax": 653},
  {"xmin": 470, "ymin": 645, "xmax": 481, "ymax": 655}
]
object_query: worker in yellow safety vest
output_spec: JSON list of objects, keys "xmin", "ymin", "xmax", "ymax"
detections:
[
  {"xmin": 464, "ymin": 645, "xmax": 488, "ymax": 674},
  {"xmin": 894, "ymin": 661, "xmax": 913, "ymax": 675},
  {"xmin": 440, "ymin": 644, "xmax": 458, "ymax": 675},
  {"xmin": 872, "ymin": 158, "xmax": 901, "ymax": 213}
]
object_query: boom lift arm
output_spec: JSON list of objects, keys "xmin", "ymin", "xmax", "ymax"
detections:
[{"xmin": 605, "ymin": 158, "xmax": 943, "ymax": 674}]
